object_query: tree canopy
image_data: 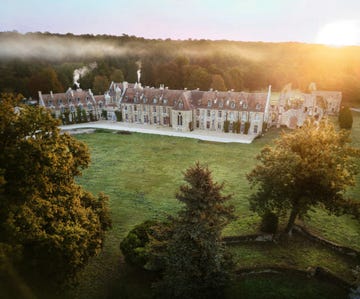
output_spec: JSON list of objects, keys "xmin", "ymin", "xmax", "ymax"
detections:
[
  {"xmin": 156, "ymin": 162, "xmax": 235, "ymax": 299},
  {"xmin": 0, "ymin": 93, "xmax": 112, "ymax": 285},
  {"xmin": 247, "ymin": 119, "xmax": 360, "ymax": 234}
]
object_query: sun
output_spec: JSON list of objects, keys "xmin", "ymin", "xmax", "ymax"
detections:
[{"xmin": 316, "ymin": 20, "xmax": 360, "ymax": 47}]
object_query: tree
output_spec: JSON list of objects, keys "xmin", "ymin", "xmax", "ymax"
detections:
[
  {"xmin": 110, "ymin": 69, "xmax": 124, "ymax": 83},
  {"xmin": 92, "ymin": 75, "xmax": 109, "ymax": 94},
  {"xmin": 27, "ymin": 67, "xmax": 63, "ymax": 98},
  {"xmin": 338, "ymin": 106, "xmax": 353, "ymax": 129},
  {"xmin": 210, "ymin": 74, "xmax": 227, "ymax": 91},
  {"xmin": 247, "ymin": 120, "xmax": 360, "ymax": 235},
  {"xmin": 0, "ymin": 93, "xmax": 112, "ymax": 285},
  {"xmin": 156, "ymin": 163, "xmax": 235, "ymax": 299}
]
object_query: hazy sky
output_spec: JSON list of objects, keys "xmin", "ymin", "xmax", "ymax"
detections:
[{"xmin": 1, "ymin": 0, "xmax": 360, "ymax": 44}]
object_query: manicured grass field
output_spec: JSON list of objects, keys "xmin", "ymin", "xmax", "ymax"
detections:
[{"xmin": 65, "ymin": 114, "xmax": 359, "ymax": 299}]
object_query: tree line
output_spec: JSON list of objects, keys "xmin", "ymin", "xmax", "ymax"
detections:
[{"xmin": 1, "ymin": 31, "xmax": 360, "ymax": 106}]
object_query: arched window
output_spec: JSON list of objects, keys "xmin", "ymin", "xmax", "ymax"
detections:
[{"xmin": 177, "ymin": 113, "xmax": 183, "ymax": 126}]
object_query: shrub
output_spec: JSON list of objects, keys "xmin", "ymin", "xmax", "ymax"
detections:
[
  {"xmin": 338, "ymin": 106, "xmax": 353, "ymax": 129},
  {"xmin": 223, "ymin": 120, "xmax": 230, "ymax": 133},
  {"xmin": 115, "ymin": 110, "xmax": 122, "ymax": 122},
  {"xmin": 244, "ymin": 121, "xmax": 251, "ymax": 134},
  {"xmin": 260, "ymin": 211, "xmax": 278, "ymax": 234}
]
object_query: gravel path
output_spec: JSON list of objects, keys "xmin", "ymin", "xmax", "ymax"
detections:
[{"xmin": 60, "ymin": 121, "xmax": 257, "ymax": 144}]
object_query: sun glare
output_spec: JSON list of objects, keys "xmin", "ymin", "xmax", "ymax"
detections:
[{"xmin": 316, "ymin": 20, "xmax": 360, "ymax": 47}]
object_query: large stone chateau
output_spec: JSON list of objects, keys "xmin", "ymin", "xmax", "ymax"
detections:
[{"xmin": 38, "ymin": 81, "xmax": 342, "ymax": 136}]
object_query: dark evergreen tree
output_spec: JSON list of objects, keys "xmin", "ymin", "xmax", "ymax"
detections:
[{"xmin": 155, "ymin": 163, "xmax": 235, "ymax": 299}]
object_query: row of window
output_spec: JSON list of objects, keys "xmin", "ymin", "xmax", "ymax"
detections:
[{"xmin": 205, "ymin": 99, "xmax": 262, "ymax": 110}]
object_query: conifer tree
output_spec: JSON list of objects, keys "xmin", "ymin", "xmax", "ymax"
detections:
[{"xmin": 156, "ymin": 163, "xmax": 235, "ymax": 299}]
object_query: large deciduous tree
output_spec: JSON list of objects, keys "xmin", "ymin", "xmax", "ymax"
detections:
[
  {"xmin": 0, "ymin": 93, "xmax": 112, "ymax": 284},
  {"xmin": 156, "ymin": 163, "xmax": 235, "ymax": 299},
  {"xmin": 247, "ymin": 119, "xmax": 360, "ymax": 235}
]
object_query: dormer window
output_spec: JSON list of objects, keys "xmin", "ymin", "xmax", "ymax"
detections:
[
  {"xmin": 68, "ymin": 98, "xmax": 72, "ymax": 104},
  {"xmin": 143, "ymin": 97, "xmax": 147, "ymax": 103},
  {"xmin": 153, "ymin": 98, "xmax": 157, "ymax": 104},
  {"xmin": 77, "ymin": 97, "xmax": 80, "ymax": 103},
  {"xmin": 58, "ymin": 99, "xmax": 62, "ymax": 105},
  {"xmin": 87, "ymin": 103, "xmax": 93, "ymax": 110},
  {"xmin": 179, "ymin": 101, "xmax": 184, "ymax": 109},
  {"xmin": 70, "ymin": 105, "xmax": 75, "ymax": 112},
  {"xmin": 163, "ymin": 99, "xmax": 168, "ymax": 105},
  {"xmin": 207, "ymin": 100, "xmax": 212, "ymax": 107},
  {"xmin": 231, "ymin": 101, "xmax": 235, "ymax": 109},
  {"xmin": 219, "ymin": 101, "xmax": 223, "ymax": 108},
  {"xmin": 226, "ymin": 100, "xmax": 230, "ymax": 106},
  {"xmin": 256, "ymin": 103, "xmax": 261, "ymax": 110},
  {"xmin": 134, "ymin": 96, "xmax": 138, "ymax": 103},
  {"xmin": 99, "ymin": 102, "xmax": 103, "ymax": 109},
  {"xmin": 243, "ymin": 102, "xmax": 248, "ymax": 109}
]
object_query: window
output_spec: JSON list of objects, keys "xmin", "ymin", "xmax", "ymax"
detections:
[
  {"xmin": 143, "ymin": 106, "xmax": 146, "ymax": 112},
  {"xmin": 99, "ymin": 102, "xmax": 103, "ymax": 109},
  {"xmin": 125, "ymin": 114, "xmax": 128, "ymax": 120},
  {"xmin": 163, "ymin": 99, "xmax": 168, "ymax": 104},
  {"xmin": 196, "ymin": 109, "xmax": 200, "ymax": 116},
  {"xmin": 153, "ymin": 98, "xmax": 157, "ymax": 104},
  {"xmin": 207, "ymin": 110, "xmax": 211, "ymax": 117},
  {"xmin": 70, "ymin": 105, "xmax": 75, "ymax": 112},
  {"xmin": 207, "ymin": 100, "xmax": 212, "ymax": 107},
  {"xmin": 254, "ymin": 125, "xmax": 258, "ymax": 134},
  {"xmin": 134, "ymin": 105, "xmax": 137, "ymax": 111},
  {"xmin": 255, "ymin": 113, "xmax": 260, "ymax": 121},
  {"xmin": 143, "ymin": 97, "xmax": 147, "ymax": 103},
  {"xmin": 144, "ymin": 115, "xmax": 148, "ymax": 123},
  {"xmin": 196, "ymin": 120, "xmax": 200, "ymax": 128},
  {"xmin": 153, "ymin": 116, "xmax": 157, "ymax": 124},
  {"xmin": 256, "ymin": 103, "xmax": 261, "ymax": 110},
  {"xmin": 218, "ymin": 110, "xmax": 222, "ymax": 118},
  {"xmin": 179, "ymin": 101, "xmax": 184, "ymax": 109},
  {"xmin": 77, "ymin": 97, "xmax": 80, "ymax": 103},
  {"xmin": 219, "ymin": 101, "xmax": 223, "ymax": 108},
  {"xmin": 153, "ymin": 106, "xmax": 156, "ymax": 112},
  {"xmin": 231, "ymin": 101, "xmax": 235, "ymax": 108},
  {"xmin": 134, "ymin": 115, "xmax": 138, "ymax": 122},
  {"xmin": 163, "ymin": 106, "xmax": 166, "ymax": 113},
  {"xmin": 218, "ymin": 123, "xmax": 222, "ymax": 130},
  {"xmin": 243, "ymin": 102, "xmax": 248, "ymax": 109},
  {"xmin": 229, "ymin": 112, "xmax": 234, "ymax": 121},
  {"xmin": 68, "ymin": 98, "xmax": 72, "ymax": 104},
  {"xmin": 242, "ymin": 112, "xmax": 247, "ymax": 121},
  {"xmin": 177, "ymin": 113, "xmax": 183, "ymax": 126},
  {"xmin": 206, "ymin": 121, "xmax": 210, "ymax": 129},
  {"xmin": 58, "ymin": 99, "xmax": 62, "ymax": 104},
  {"xmin": 87, "ymin": 103, "xmax": 93, "ymax": 110},
  {"xmin": 124, "ymin": 105, "xmax": 128, "ymax": 111}
]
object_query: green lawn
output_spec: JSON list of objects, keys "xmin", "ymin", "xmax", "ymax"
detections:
[{"xmin": 65, "ymin": 114, "xmax": 360, "ymax": 299}]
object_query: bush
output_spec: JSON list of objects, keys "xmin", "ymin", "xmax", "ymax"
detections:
[
  {"xmin": 115, "ymin": 110, "xmax": 122, "ymax": 122},
  {"xmin": 120, "ymin": 220, "xmax": 172, "ymax": 271},
  {"xmin": 223, "ymin": 120, "xmax": 230, "ymax": 133},
  {"xmin": 260, "ymin": 211, "xmax": 278, "ymax": 234},
  {"xmin": 338, "ymin": 106, "xmax": 353, "ymax": 129},
  {"xmin": 244, "ymin": 121, "xmax": 251, "ymax": 134}
]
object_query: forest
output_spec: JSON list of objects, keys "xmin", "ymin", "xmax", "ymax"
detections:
[{"xmin": 1, "ymin": 31, "xmax": 360, "ymax": 106}]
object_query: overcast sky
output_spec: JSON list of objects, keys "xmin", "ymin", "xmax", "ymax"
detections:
[{"xmin": 1, "ymin": 0, "xmax": 360, "ymax": 44}]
